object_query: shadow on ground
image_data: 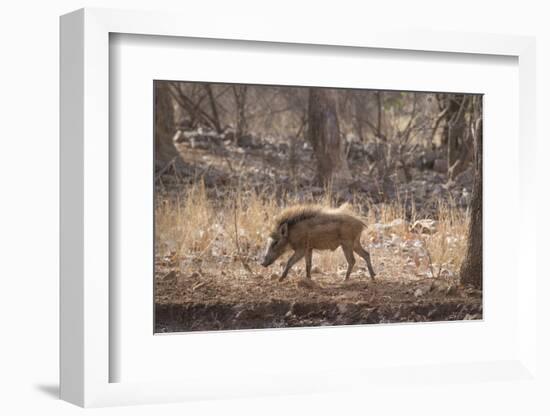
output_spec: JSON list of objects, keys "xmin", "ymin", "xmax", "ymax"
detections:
[{"xmin": 34, "ymin": 384, "xmax": 59, "ymax": 399}]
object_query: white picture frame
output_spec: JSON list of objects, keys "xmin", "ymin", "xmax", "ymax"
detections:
[{"xmin": 60, "ymin": 7, "xmax": 538, "ymax": 408}]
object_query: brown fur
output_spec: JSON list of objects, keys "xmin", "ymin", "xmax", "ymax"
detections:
[
  {"xmin": 272, "ymin": 203, "xmax": 364, "ymax": 233},
  {"xmin": 271, "ymin": 205, "xmax": 324, "ymax": 235},
  {"xmin": 261, "ymin": 203, "xmax": 376, "ymax": 281}
]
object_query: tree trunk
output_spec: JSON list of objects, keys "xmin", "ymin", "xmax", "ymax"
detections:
[
  {"xmin": 459, "ymin": 96, "xmax": 483, "ymax": 288},
  {"xmin": 441, "ymin": 94, "xmax": 472, "ymax": 180},
  {"xmin": 203, "ymin": 84, "xmax": 222, "ymax": 134},
  {"xmin": 232, "ymin": 86, "xmax": 248, "ymax": 145},
  {"xmin": 154, "ymin": 81, "xmax": 182, "ymax": 169},
  {"xmin": 307, "ymin": 88, "xmax": 352, "ymax": 186},
  {"xmin": 376, "ymin": 91, "xmax": 383, "ymax": 136}
]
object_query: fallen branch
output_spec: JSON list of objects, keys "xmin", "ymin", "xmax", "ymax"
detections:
[
  {"xmin": 232, "ymin": 196, "xmax": 254, "ymax": 275},
  {"xmin": 155, "ymin": 157, "xmax": 177, "ymax": 182}
]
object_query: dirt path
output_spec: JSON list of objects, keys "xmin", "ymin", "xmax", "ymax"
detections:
[{"xmin": 155, "ymin": 264, "xmax": 482, "ymax": 332}]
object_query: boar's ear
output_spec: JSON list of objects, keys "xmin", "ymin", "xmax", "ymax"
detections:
[{"xmin": 279, "ymin": 222, "xmax": 288, "ymax": 238}]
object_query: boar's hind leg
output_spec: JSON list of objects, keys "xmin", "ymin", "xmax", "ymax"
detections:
[
  {"xmin": 354, "ymin": 242, "xmax": 376, "ymax": 280},
  {"xmin": 341, "ymin": 242, "xmax": 356, "ymax": 281},
  {"xmin": 305, "ymin": 248, "xmax": 313, "ymax": 280},
  {"xmin": 279, "ymin": 249, "xmax": 305, "ymax": 282}
]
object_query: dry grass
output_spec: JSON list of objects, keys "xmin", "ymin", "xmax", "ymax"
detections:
[
  {"xmin": 155, "ymin": 181, "xmax": 469, "ymax": 283},
  {"xmin": 423, "ymin": 201, "xmax": 468, "ymax": 279}
]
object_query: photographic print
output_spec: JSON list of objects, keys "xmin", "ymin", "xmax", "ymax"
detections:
[{"xmin": 154, "ymin": 81, "xmax": 482, "ymax": 333}]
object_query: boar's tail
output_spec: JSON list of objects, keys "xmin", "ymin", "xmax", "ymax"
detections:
[{"xmin": 356, "ymin": 216, "xmax": 369, "ymax": 229}]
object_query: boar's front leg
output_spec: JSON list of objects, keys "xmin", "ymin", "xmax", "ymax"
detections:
[{"xmin": 279, "ymin": 249, "xmax": 305, "ymax": 282}]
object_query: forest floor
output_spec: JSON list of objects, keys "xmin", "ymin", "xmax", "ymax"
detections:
[
  {"xmin": 155, "ymin": 133, "xmax": 482, "ymax": 333},
  {"xmin": 155, "ymin": 258, "xmax": 483, "ymax": 332}
]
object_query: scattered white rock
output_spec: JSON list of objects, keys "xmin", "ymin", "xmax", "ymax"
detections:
[
  {"xmin": 410, "ymin": 219, "xmax": 438, "ymax": 234},
  {"xmin": 389, "ymin": 218, "xmax": 406, "ymax": 229},
  {"xmin": 389, "ymin": 234, "xmax": 402, "ymax": 246},
  {"xmin": 414, "ymin": 288, "xmax": 424, "ymax": 298}
]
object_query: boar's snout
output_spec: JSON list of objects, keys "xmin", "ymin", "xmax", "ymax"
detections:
[
  {"xmin": 260, "ymin": 252, "xmax": 276, "ymax": 267},
  {"xmin": 261, "ymin": 236, "xmax": 284, "ymax": 268}
]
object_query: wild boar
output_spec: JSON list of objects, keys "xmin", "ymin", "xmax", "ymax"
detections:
[{"xmin": 260, "ymin": 203, "xmax": 376, "ymax": 282}]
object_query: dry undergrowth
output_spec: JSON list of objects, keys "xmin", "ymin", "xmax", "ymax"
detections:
[{"xmin": 155, "ymin": 181, "xmax": 468, "ymax": 283}]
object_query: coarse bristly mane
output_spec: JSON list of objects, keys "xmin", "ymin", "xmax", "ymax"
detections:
[
  {"xmin": 273, "ymin": 204, "xmax": 324, "ymax": 231},
  {"xmin": 271, "ymin": 202, "xmax": 364, "ymax": 234}
]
